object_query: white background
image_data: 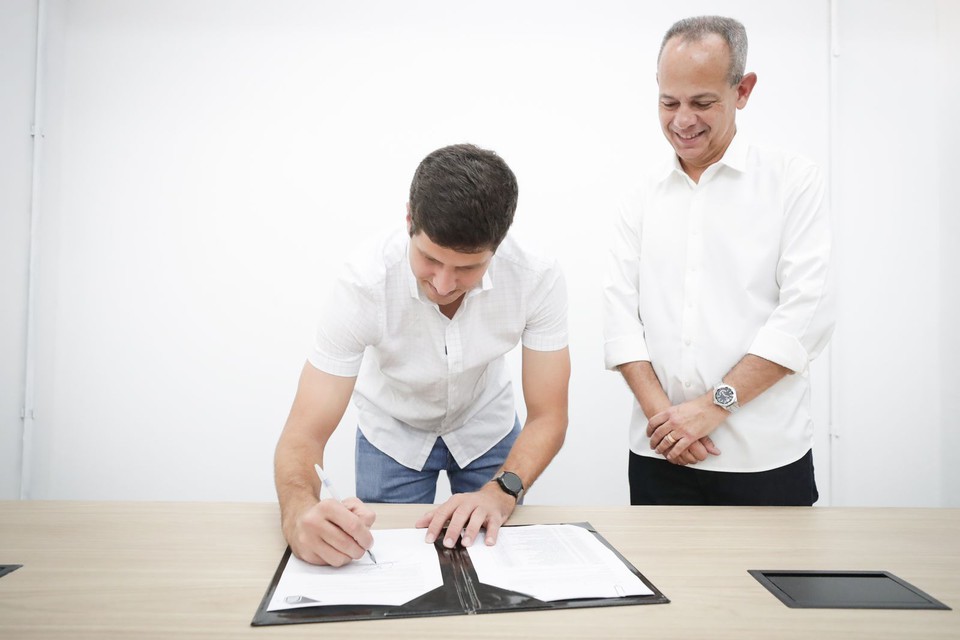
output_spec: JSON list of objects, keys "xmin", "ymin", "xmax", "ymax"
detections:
[{"xmin": 2, "ymin": 0, "xmax": 958, "ymax": 507}]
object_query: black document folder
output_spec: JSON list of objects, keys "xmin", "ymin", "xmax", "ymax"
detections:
[{"xmin": 251, "ymin": 522, "xmax": 668, "ymax": 626}]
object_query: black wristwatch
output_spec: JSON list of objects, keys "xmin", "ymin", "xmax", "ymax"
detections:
[{"xmin": 493, "ymin": 471, "xmax": 524, "ymax": 502}]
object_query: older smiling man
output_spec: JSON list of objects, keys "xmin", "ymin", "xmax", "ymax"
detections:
[{"xmin": 604, "ymin": 16, "xmax": 835, "ymax": 506}]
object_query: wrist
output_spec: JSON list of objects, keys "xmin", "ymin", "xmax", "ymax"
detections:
[
  {"xmin": 492, "ymin": 471, "xmax": 524, "ymax": 502},
  {"xmin": 483, "ymin": 482, "xmax": 518, "ymax": 516},
  {"xmin": 697, "ymin": 392, "xmax": 728, "ymax": 419},
  {"xmin": 646, "ymin": 401, "xmax": 671, "ymax": 418},
  {"xmin": 711, "ymin": 381, "xmax": 740, "ymax": 412},
  {"xmin": 281, "ymin": 493, "xmax": 318, "ymax": 534}
]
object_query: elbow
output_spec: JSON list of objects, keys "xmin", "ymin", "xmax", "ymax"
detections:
[{"xmin": 553, "ymin": 412, "xmax": 569, "ymax": 452}]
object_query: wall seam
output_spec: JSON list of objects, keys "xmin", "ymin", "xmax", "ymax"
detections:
[
  {"xmin": 20, "ymin": 0, "xmax": 48, "ymax": 500},
  {"xmin": 826, "ymin": 0, "xmax": 841, "ymax": 505}
]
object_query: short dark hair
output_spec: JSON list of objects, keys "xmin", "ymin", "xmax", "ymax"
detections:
[
  {"xmin": 408, "ymin": 143, "xmax": 518, "ymax": 253},
  {"xmin": 659, "ymin": 16, "xmax": 748, "ymax": 86}
]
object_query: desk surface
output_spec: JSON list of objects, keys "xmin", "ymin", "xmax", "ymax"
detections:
[{"xmin": 0, "ymin": 502, "xmax": 957, "ymax": 639}]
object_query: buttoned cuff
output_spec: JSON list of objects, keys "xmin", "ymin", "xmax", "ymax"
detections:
[
  {"xmin": 603, "ymin": 334, "xmax": 650, "ymax": 371},
  {"xmin": 748, "ymin": 327, "xmax": 809, "ymax": 374}
]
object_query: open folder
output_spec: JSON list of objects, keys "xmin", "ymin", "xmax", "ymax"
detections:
[{"xmin": 251, "ymin": 522, "xmax": 668, "ymax": 626}]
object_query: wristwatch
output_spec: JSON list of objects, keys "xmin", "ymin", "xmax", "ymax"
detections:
[
  {"xmin": 493, "ymin": 471, "xmax": 524, "ymax": 502},
  {"xmin": 713, "ymin": 382, "xmax": 740, "ymax": 412}
]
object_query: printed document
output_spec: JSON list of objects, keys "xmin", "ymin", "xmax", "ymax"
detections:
[
  {"xmin": 267, "ymin": 523, "xmax": 650, "ymax": 610},
  {"xmin": 467, "ymin": 524, "xmax": 653, "ymax": 601},
  {"xmin": 267, "ymin": 528, "xmax": 442, "ymax": 610}
]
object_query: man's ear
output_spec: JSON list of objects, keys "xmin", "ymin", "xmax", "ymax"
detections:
[
  {"xmin": 736, "ymin": 72, "xmax": 758, "ymax": 109},
  {"xmin": 406, "ymin": 203, "xmax": 412, "ymax": 234}
]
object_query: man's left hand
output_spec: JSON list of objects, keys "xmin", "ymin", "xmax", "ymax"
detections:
[{"xmin": 415, "ymin": 482, "xmax": 517, "ymax": 548}]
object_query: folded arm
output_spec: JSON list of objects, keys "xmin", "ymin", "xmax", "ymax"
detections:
[
  {"xmin": 618, "ymin": 360, "xmax": 720, "ymax": 465},
  {"xmin": 647, "ymin": 355, "xmax": 791, "ymax": 463}
]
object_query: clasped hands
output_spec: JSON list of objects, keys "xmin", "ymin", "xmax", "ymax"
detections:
[
  {"xmin": 646, "ymin": 395, "xmax": 729, "ymax": 465},
  {"xmin": 287, "ymin": 482, "xmax": 516, "ymax": 566}
]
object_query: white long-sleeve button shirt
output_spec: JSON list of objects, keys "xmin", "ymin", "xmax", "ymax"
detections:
[
  {"xmin": 309, "ymin": 228, "xmax": 568, "ymax": 471},
  {"xmin": 603, "ymin": 135, "xmax": 835, "ymax": 472}
]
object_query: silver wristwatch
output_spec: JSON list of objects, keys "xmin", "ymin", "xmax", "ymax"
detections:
[{"xmin": 712, "ymin": 382, "xmax": 740, "ymax": 412}]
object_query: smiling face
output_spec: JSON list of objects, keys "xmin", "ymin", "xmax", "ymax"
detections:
[
  {"xmin": 408, "ymin": 225, "xmax": 493, "ymax": 310},
  {"xmin": 657, "ymin": 34, "xmax": 756, "ymax": 181}
]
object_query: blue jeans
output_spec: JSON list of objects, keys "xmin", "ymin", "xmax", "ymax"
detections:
[{"xmin": 355, "ymin": 416, "xmax": 521, "ymax": 504}]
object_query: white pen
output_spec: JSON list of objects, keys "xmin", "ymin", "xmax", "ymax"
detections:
[{"xmin": 314, "ymin": 464, "xmax": 377, "ymax": 564}]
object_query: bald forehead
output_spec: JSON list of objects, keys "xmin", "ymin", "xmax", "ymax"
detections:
[{"xmin": 659, "ymin": 33, "xmax": 731, "ymax": 72}]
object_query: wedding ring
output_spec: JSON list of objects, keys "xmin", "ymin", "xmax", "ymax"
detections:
[{"xmin": 664, "ymin": 433, "xmax": 677, "ymax": 445}]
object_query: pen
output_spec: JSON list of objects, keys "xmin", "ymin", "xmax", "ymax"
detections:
[{"xmin": 314, "ymin": 464, "xmax": 377, "ymax": 564}]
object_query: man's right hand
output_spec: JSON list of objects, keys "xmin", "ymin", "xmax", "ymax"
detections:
[
  {"xmin": 286, "ymin": 498, "xmax": 377, "ymax": 566},
  {"xmin": 675, "ymin": 435, "xmax": 722, "ymax": 465}
]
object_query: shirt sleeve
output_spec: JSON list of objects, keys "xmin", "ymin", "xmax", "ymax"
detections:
[
  {"xmin": 521, "ymin": 261, "xmax": 569, "ymax": 351},
  {"xmin": 307, "ymin": 266, "xmax": 381, "ymax": 377},
  {"xmin": 747, "ymin": 159, "xmax": 836, "ymax": 373},
  {"xmin": 602, "ymin": 194, "xmax": 651, "ymax": 370}
]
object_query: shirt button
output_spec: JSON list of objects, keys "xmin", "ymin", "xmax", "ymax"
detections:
[
  {"xmin": 684, "ymin": 381, "xmax": 692, "ymax": 388},
  {"xmin": 684, "ymin": 338, "xmax": 692, "ymax": 346}
]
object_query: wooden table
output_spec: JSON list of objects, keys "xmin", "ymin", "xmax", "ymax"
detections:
[{"xmin": 1, "ymin": 502, "xmax": 957, "ymax": 638}]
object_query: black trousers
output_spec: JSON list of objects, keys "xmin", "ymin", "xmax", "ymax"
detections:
[{"xmin": 629, "ymin": 449, "xmax": 819, "ymax": 506}]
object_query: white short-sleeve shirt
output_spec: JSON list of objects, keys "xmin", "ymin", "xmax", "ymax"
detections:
[{"xmin": 309, "ymin": 228, "xmax": 568, "ymax": 471}]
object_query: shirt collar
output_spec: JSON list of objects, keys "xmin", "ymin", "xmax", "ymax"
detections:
[
  {"xmin": 657, "ymin": 131, "xmax": 749, "ymax": 184},
  {"xmin": 476, "ymin": 266, "xmax": 494, "ymax": 294},
  {"xmin": 404, "ymin": 238, "xmax": 495, "ymax": 304},
  {"xmin": 717, "ymin": 132, "xmax": 748, "ymax": 173},
  {"xmin": 405, "ymin": 239, "xmax": 421, "ymax": 300}
]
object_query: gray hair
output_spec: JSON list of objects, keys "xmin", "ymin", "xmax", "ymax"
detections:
[{"xmin": 658, "ymin": 16, "xmax": 748, "ymax": 85}]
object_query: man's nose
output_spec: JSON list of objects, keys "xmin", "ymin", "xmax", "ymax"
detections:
[
  {"xmin": 432, "ymin": 268, "xmax": 456, "ymax": 296},
  {"xmin": 674, "ymin": 104, "xmax": 697, "ymax": 129}
]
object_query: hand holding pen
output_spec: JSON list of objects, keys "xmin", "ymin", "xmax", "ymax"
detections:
[{"xmin": 315, "ymin": 464, "xmax": 378, "ymax": 564}]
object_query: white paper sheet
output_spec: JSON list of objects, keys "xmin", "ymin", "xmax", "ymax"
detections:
[
  {"xmin": 267, "ymin": 528, "xmax": 442, "ymax": 610},
  {"xmin": 466, "ymin": 524, "xmax": 653, "ymax": 602}
]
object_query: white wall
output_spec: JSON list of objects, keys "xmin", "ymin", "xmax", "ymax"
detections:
[
  {"xmin": 0, "ymin": 0, "xmax": 38, "ymax": 499},
  {"xmin": 939, "ymin": 0, "xmax": 960, "ymax": 508},
  {"xmin": 3, "ymin": 0, "xmax": 955, "ymax": 506},
  {"xmin": 829, "ymin": 0, "xmax": 957, "ymax": 506}
]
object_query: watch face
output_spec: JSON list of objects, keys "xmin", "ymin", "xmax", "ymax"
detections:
[
  {"xmin": 498, "ymin": 472, "xmax": 523, "ymax": 496},
  {"xmin": 715, "ymin": 386, "xmax": 736, "ymax": 406}
]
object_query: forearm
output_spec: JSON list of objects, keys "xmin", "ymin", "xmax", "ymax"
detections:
[
  {"xmin": 618, "ymin": 360, "xmax": 670, "ymax": 418},
  {"xmin": 498, "ymin": 409, "xmax": 567, "ymax": 491},
  {"xmin": 275, "ymin": 424, "xmax": 377, "ymax": 566},
  {"xmin": 274, "ymin": 429, "xmax": 326, "ymax": 537},
  {"xmin": 655, "ymin": 354, "xmax": 791, "ymax": 431},
  {"xmin": 510, "ymin": 346, "xmax": 570, "ymax": 492},
  {"xmin": 719, "ymin": 354, "xmax": 792, "ymax": 406},
  {"xmin": 274, "ymin": 364, "xmax": 357, "ymax": 532}
]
